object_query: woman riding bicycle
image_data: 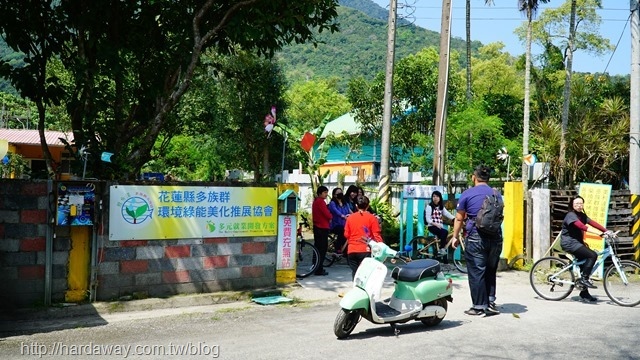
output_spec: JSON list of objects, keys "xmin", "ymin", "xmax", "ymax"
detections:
[{"xmin": 561, "ymin": 195, "xmax": 613, "ymax": 302}]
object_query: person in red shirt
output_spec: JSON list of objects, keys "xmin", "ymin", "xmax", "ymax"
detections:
[
  {"xmin": 312, "ymin": 185, "xmax": 332, "ymax": 276},
  {"xmin": 344, "ymin": 195, "xmax": 383, "ymax": 279}
]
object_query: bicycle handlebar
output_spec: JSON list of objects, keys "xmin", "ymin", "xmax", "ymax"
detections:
[
  {"xmin": 299, "ymin": 214, "xmax": 310, "ymax": 228},
  {"xmin": 601, "ymin": 230, "xmax": 621, "ymax": 241}
]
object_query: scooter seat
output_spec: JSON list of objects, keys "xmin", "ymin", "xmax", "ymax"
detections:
[{"xmin": 391, "ymin": 259, "xmax": 440, "ymax": 282}]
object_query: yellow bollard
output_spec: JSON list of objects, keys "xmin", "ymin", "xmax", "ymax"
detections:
[
  {"xmin": 502, "ymin": 182, "xmax": 524, "ymax": 266},
  {"xmin": 65, "ymin": 226, "xmax": 91, "ymax": 302}
]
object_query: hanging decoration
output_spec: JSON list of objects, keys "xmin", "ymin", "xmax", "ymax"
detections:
[{"xmin": 264, "ymin": 106, "xmax": 276, "ymax": 138}]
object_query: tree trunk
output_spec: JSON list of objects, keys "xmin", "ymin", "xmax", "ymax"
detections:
[
  {"xmin": 261, "ymin": 146, "xmax": 270, "ymax": 181},
  {"xmin": 36, "ymin": 102, "xmax": 55, "ymax": 179},
  {"xmin": 559, "ymin": 0, "xmax": 577, "ymax": 188}
]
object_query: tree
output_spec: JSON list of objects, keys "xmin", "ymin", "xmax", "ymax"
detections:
[
  {"xmin": 214, "ymin": 51, "xmax": 288, "ymax": 181},
  {"xmin": 143, "ymin": 135, "xmax": 227, "ymax": 181},
  {"xmin": 516, "ymin": 0, "xmax": 551, "ymax": 200},
  {"xmin": 0, "ymin": 0, "xmax": 68, "ymax": 177},
  {"xmin": 284, "ymin": 79, "xmax": 351, "ymax": 135},
  {"xmin": 0, "ymin": 0, "xmax": 340, "ymax": 180},
  {"xmin": 531, "ymin": 94, "xmax": 629, "ymax": 187},
  {"xmin": 517, "ymin": 0, "xmax": 613, "ymax": 186},
  {"xmin": 447, "ymin": 104, "xmax": 510, "ymax": 184},
  {"xmin": 529, "ymin": 41, "xmax": 565, "ymax": 123},
  {"xmin": 347, "ymin": 47, "xmax": 464, "ymax": 171},
  {"xmin": 465, "ymin": 0, "xmax": 495, "ymax": 102},
  {"xmin": 471, "ymin": 42, "xmax": 523, "ymax": 100},
  {"xmin": 273, "ymin": 115, "xmax": 352, "ymax": 195}
]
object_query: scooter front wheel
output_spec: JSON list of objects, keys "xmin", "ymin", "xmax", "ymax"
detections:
[{"xmin": 334, "ymin": 309, "xmax": 361, "ymax": 339}]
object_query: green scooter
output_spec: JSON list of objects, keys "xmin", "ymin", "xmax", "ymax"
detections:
[{"xmin": 334, "ymin": 240, "xmax": 453, "ymax": 339}]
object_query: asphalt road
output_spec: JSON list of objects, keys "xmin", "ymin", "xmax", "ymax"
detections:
[{"xmin": 1, "ymin": 264, "xmax": 638, "ymax": 360}]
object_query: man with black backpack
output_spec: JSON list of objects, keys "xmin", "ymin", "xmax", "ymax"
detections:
[{"xmin": 451, "ymin": 165, "xmax": 504, "ymax": 317}]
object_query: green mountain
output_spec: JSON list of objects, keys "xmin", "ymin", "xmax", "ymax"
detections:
[
  {"xmin": 1, "ymin": 0, "xmax": 478, "ymax": 95},
  {"xmin": 277, "ymin": 0, "xmax": 481, "ymax": 88}
]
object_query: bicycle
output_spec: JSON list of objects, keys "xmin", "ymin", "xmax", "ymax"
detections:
[
  {"xmin": 529, "ymin": 231, "xmax": 640, "ymax": 307},
  {"xmin": 296, "ymin": 215, "xmax": 320, "ymax": 278},
  {"xmin": 323, "ymin": 232, "xmax": 345, "ymax": 268},
  {"xmin": 408, "ymin": 233, "xmax": 467, "ymax": 273}
]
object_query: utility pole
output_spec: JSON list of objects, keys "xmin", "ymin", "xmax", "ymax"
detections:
[
  {"xmin": 631, "ymin": 0, "xmax": 640, "ymax": 195},
  {"xmin": 630, "ymin": 0, "xmax": 640, "ymax": 262},
  {"xmin": 433, "ymin": 0, "xmax": 453, "ymax": 186},
  {"xmin": 378, "ymin": 0, "xmax": 398, "ymax": 204}
]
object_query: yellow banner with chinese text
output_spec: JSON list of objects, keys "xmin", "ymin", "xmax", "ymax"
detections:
[{"xmin": 109, "ymin": 185, "xmax": 277, "ymax": 240}]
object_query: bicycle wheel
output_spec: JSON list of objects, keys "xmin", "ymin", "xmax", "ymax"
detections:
[
  {"xmin": 409, "ymin": 236, "xmax": 436, "ymax": 260},
  {"xmin": 603, "ymin": 260, "xmax": 640, "ymax": 307},
  {"xmin": 296, "ymin": 240, "xmax": 320, "ymax": 278},
  {"xmin": 323, "ymin": 233, "xmax": 337, "ymax": 268},
  {"xmin": 529, "ymin": 257, "xmax": 574, "ymax": 301},
  {"xmin": 452, "ymin": 245, "xmax": 467, "ymax": 273}
]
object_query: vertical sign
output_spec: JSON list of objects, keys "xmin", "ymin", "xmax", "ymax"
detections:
[
  {"xmin": 579, "ymin": 183, "xmax": 612, "ymax": 277},
  {"xmin": 277, "ymin": 214, "xmax": 296, "ymax": 270}
]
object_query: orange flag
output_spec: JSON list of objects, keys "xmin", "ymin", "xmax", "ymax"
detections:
[{"xmin": 300, "ymin": 132, "xmax": 316, "ymax": 152}]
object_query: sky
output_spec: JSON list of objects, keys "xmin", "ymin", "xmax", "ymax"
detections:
[{"xmin": 369, "ymin": 0, "xmax": 632, "ymax": 75}]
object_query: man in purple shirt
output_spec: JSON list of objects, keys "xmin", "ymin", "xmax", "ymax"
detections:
[{"xmin": 452, "ymin": 165, "xmax": 503, "ymax": 317}]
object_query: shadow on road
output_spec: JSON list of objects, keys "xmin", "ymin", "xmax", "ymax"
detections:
[
  {"xmin": 498, "ymin": 302, "xmax": 528, "ymax": 315},
  {"xmin": 0, "ymin": 306, "xmax": 108, "ymax": 338},
  {"xmin": 344, "ymin": 319, "xmax": 465, "ymax": 340}
]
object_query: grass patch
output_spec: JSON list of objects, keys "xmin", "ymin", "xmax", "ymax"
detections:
[{"xmin": 107, "ymin": 302, "xmax": 125, "ymax": 313}]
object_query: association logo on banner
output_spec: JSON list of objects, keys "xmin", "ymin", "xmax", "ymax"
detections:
[{"xmin": 119, "ymin": 194, "xmax": 154, "ymax": 225}]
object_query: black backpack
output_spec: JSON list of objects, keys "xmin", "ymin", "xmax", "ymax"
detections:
[{"xmin": 473, "ymin": 189, "xmax": 504, "ymax": 235}]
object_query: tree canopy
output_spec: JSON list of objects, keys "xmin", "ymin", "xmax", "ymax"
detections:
[{"xmin": 0, "ymin": 0, "xmax": 340, "ymax": 180}]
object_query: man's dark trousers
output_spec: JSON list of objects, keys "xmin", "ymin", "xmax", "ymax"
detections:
[{"xmin": 464, "ymin": 230, "xmax": 503, "ymax": 307}]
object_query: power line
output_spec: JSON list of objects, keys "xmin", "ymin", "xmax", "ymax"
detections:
[
  {"xmin": 409, "ymin": 5, "xmax": 629, "ymax": 11},
  {"xmin": 408, "ymin": 16, "xmax": 630, "ymax": 22},
  {"xmin": 603, "ymin": 12, "xmax": 632, "ymax": 73}
]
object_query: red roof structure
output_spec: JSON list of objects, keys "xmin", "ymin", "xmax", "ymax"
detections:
[{"xmin": 0, "ymin": 129, "xmax": 73, "ymax": 146}]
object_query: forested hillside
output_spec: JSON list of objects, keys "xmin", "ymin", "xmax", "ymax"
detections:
[
  {"xmin": 0, "ymin": 0, "xmax": 477, "ymax": 95},
  {"xmin": 277, "ymin": 0, "xmax": 479, "ymax": 88}
]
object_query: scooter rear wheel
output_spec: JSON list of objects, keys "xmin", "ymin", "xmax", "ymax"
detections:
[
  {"xmin": 334, "ymin": 309, "xmax": 360, "ymax": 339},
  {"xmin": 420, "ymin": 298, "xmax": 448, "ymax": 326}
]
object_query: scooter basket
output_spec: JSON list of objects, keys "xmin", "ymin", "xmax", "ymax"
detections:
[{"xmin": 391, "ymin": 259, "xmax": 440, "ymax": 282}]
